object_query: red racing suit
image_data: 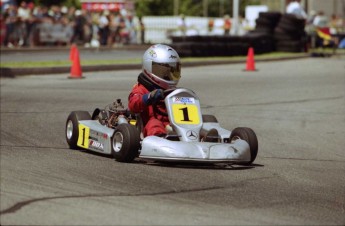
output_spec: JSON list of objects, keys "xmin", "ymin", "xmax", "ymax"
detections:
[{"xmin": 128, "ymin": 82, "xmax": 170, "ymax": 137}]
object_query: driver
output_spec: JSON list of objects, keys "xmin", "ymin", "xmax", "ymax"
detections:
[
  {"xmin": 128, "ymin": 44, "xmax": 180, "ymax": 137},
  {"xmin": 128, "ymin": 44, "xmax": 219, "ymax": 141}
]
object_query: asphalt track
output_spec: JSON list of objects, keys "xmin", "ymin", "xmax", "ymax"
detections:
[{"xmin": 1, "ymin": 56, "xmax": 345, "ymax": 225}]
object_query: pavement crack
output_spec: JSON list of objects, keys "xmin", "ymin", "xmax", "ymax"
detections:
[
  {"xmin": 0, "ymin": 144, "xmax": 67, "ymax": 150},
  {"xmin": 262, "ymin": 156, "xmax": 345, "ymax": 163},
  {"xmin": 220, "ymin": 95, "xmax": 344, "ymax": 108},
  {"xmin": 0, "ymin": 186, "xmax": 224, "ymax": 215}
]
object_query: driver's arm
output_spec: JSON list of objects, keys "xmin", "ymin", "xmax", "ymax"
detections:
[{"xmin": 128, "ymin": 83, "xmax": 147, "ymax": 113}]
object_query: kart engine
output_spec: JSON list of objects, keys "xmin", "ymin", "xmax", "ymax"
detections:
[{"xmin": 97, "ymin": 99, "xmax": 133, "ymax": 129}]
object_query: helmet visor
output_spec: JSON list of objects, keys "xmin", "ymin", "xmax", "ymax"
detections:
[{"xmin": 152, "ymin": 62, "xmax": 181, "ymax": 82}]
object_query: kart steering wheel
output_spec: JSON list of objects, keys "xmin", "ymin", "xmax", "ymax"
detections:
[{"xmin": 152, "ymin": 89, "xmax": 175, "ymax": 117}]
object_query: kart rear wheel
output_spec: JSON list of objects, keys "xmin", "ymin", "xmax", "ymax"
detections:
[
  {"xmin": 111, "ymin": 124, "xmax": 141, "ymax": 162},
  {"xmin": 230, "ymin": 127, "xmax": 258, "ymax": 165},
  {"xmin": 66, "ymin": 111, "xmax": 91, "ymax": 149}
]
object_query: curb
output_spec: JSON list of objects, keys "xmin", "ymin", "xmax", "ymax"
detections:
[{"xmin": 0, "ymin": 55, "xmax": 311, "ymax": 78}]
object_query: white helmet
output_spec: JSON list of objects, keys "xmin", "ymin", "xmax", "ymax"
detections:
[{"xmin": 142, "ymin": 44, "xmax": 181, "ymax": 89}]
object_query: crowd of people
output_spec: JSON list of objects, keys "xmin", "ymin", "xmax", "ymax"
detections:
[
  {"xmin": 0, "ymin": 2, "xmax": 145, "ymax": 48},
  {"xmin": 1, "ymin": 1, "xmax": 344, "ymax": 49},
  {"xmin": 287, "ymin": 0, "xmax": 344, "ymax": 44}
]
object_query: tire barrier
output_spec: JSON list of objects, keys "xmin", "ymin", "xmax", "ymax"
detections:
[
  {"xmin": 170, "ymin": 12, "xmax": 307, "ymax": 57},
  {"xmin": 170, "ymin": 33, "xmax": 274, "ymax": 57},
  {"xmin": 254, "ymin": 12, "xmax": 282, "ymax": 35},
  {"xmin": 274, "ymin": 14, "xmax": 307, "ymax": 53}
]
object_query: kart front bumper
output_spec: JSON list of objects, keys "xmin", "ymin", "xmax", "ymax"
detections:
[{"xmin": 139, "ymin": 136, "xmax": 251, "ymax": 163}]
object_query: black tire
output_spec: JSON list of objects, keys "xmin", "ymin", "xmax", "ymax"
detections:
[
  {"xmin": 202, "ymin": 115, "xmax": 218, "ymax": 123},
  {"xmin": 259, "ymin": 11, "xmax": 282, "ymax": 21},
  {"xmin": 274, "ymin": 27, "xmax": 304, "ymax": 41},
  {"xmin": 255, "ymin": 17, "xmax": 276, "ymax": 29},
  {"xmin": 278, "ymin": 20, "xmax": 304, "ymax": 33},
  {"xmin": 111, "ymin": 123, "xmax": 141, "ymax": 162},
  {"xmin": 281, "ymin": 14, "xmax": 305, "ymax": 27},
  {"xmin": 66, "ymin": 111, "xmax": 91, "ymax": 149},
  {"xmin": 230, "ymin": 127, "xmax": 258, "ymax": 165}
]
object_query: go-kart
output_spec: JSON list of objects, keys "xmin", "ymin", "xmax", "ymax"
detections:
[{"xmin": 65, "ymin": 88, "xmax": 258, "ymax": 165}]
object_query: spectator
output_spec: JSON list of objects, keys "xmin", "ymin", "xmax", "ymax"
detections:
[
  {"xmin": 177, "ymin": 14, "xmax": 187, "ymax": 36},
  {"xmin": 305, "ymin": 10, "xmax": 317, "ymax": 49},
  {"xmin": 83, "ymin": 10, "xmax": 93, "ymax": 45},
  {"xmin": 13, "ymin": 13, "xmax": 26, "ymax": 46},
  {"xmin": 50, "ymin": 5, "xmax": 62, "ymax": 22},
  {"xmin": 66, "ymin": 6, "xmax": 76, "ymax": 22},
  {"xmin": 90, "ymin": 12, "xmax": 100, "ymax": 47},
  {"xmin": 117, "ymin": 13, "xmax": 126, "ymax": 45},
  {"xmin": 329, "ymin": 14, "xmax": 343, "ymax": 34},
  {"xmin": 138, "ymin": 16, "xmax": 145, "ymax": 44},
  {"xmin": 0, "ymin": 14, "xmax": 6, "ymax": 45},
  {"xmin": 16, "ymin": 1, "xmax": 31, "ymax": 46},
  {"xmin": 3, "ymin": 4, "xmax": 17, "ymax": 47},
  {"xmin": 286, "ymin": 0, "xmax": 307, "ymax": 19},
  {"xmin": 313, "ymin": 11, "xmax": 328, "ymax": 28},
  {"xmin": 208, "ymin": 18, "xmax": 214, "ymax": 34},
  {"xmin": 126, "ymin": 14, "xmax": 136, "ymax": 44},
  {"xmin": 108, "ymin": 12, "xmax": 118, "ymax": 46},
  {"xmin": 98, "ymin": 10, "xmax": 109, "ymax": 46},
  {"xmin": 71, "ymin": 10, "xmax": 85, "ymax": 44},
  {"xmin": 223, "ymin": 14, "xmax": 231, "ymax": 35}
]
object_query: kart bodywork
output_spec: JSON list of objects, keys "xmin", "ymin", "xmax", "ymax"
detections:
[{"xmin": 66, "ymin": 88, "xmax": 258, "ymax": 165}]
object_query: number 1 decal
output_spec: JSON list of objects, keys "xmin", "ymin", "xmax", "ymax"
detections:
[
  {"xmin": 179, "ymin": 107, "xmax": 191, "ymax": 122},
  {"xmin": 77, "ymin": 124, "xmax": 90, "ymax": 148},
  {"xmin": 172, "ymin": 104, "xmax": 200, "ymax": 125}
]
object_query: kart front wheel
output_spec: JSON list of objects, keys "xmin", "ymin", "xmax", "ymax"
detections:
[
  {"xmin": 66, "ymin": 111, "xmax": 91, "ymax": 149},
  {"xmin": 111, "ymin": 124, "xmax": 141, "ymax": 162},
  {"xmin": 230, "ymin": 127, "xmax": 258, "ymax": 165}
]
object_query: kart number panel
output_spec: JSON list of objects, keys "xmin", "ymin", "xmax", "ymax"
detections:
[
  {"xmin": 77, "ymin": 124, "xmax": 90, "ymax": 149},
  {"xmin": 172, "ymin": 104, "xmax": 200, "ymax": 125}
]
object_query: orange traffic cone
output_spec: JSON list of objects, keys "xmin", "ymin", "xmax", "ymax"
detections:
[
  {"xmin": 69, "ymin": 44, "xmax": 84, "ymax": 79},
  {"xmin": 244, "ymin": 47, "xmax": 257, "ymax": 71}
]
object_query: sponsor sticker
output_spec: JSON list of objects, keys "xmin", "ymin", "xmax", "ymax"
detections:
[
  {"xmin": 89, "ymin": 140, "xmax": 104, "ymax": 151},
  {"xmin": 186, "ymin": 130, "xmax": 198, "ymax": 140},
  {"xmin": 149, "ymin": 50, "xmax": 157, "ymax": 58},
  {"xmin": 173, "ymin": 97, "xmax": 195, "ymax": 104}
]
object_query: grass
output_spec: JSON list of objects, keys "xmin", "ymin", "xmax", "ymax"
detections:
[
  {"xmin": 182, "ymin": 52, "xmax": 308, "ymax": 62},
  {"xmin": 0, "ymin": 59, "xmax": 142, "ymax": 68},
  {"xmin": 1, "ymin": 49, "xmax": 343, "ymax": 68}
]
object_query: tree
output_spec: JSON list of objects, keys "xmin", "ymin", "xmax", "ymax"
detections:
[
  {"xmin": 179, "ymin": 0, "xmax": 203, "ymax": 16},
  {"xmin": 135, "ymin": 0, "xmax": 173, "ymax": 16},
  {"xmin": 30, "ymin": 0, "xmax": 80, "ymax": 7},
  {"xmin": 135, "ymin": 0, "xmax": 202, "ymax": 17},
  {"xmin": 135, "ymin": 0, "xmax": 262, "ymax": 17}
]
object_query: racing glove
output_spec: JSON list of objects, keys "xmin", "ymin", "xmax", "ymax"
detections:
[{"xmin": 142, "ymin": 89, "xmax": 164, "ymax": 105}]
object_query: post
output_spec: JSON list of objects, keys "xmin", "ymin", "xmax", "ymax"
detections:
[
  {"xmin": 174, "ymin": 0, "xmax": 179, "ymax": 15},
  {"xmin": 281, "ymin": 0, "xmax": 286, "ymax": 13},
  {"xmin": 232, "ymin": 0, "xmax": 239, "ymax": 35},
  {"xmin": 203, "ymin": 0, "xmax": 208, "ymax": 17}
]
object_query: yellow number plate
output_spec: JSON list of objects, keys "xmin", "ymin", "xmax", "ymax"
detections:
[
  {"xmin": 77, "ymin": 124, "xmax": 90, "ymax": 148},
  {"xmin": 172, "ymin": 104, "xmax": 200, "ymax": 125}
]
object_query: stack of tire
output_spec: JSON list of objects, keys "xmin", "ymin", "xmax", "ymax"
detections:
[
  {"xmin": 253, "ymin": 12, "xmax": 282, "ymax": 35},
  {"xmin": 246, "ymin": 12, "xmax": 281, "ymax": 54},
  {"xmin": 170, "ymin": 36, "xmax": 194, "ymax": 57},
  {"xmin": 170, "ymin": 35, "xmax": 250, "ymax": 57},
  {"xmin": 171, "ymin": 34, "xmax": 276, "ymax": 57},
  {"xmin": 172, "ymin": 11, "xmax": 308, "ymax": 57},
  {"xmin": 274, "ymin": 14, "xmax": 307, "ymax": 52}
]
